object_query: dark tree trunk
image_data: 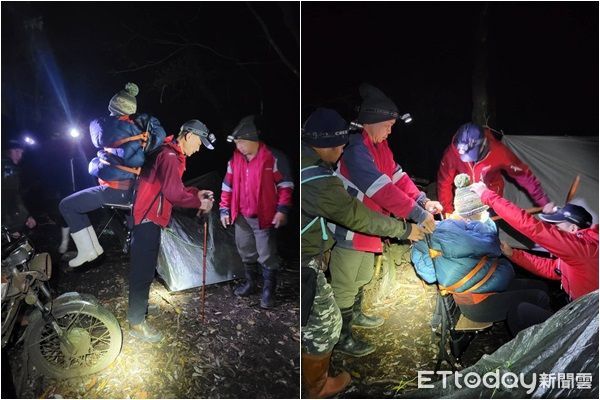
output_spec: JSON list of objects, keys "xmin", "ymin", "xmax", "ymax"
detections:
[{"xmin": 472, "ymin": 3, "xmax": 494, "ymax": 127}]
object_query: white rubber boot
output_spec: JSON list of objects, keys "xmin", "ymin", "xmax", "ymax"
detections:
[
  {"xmin": 68, "ymin": 228, "xmax": 99, "ymax": 267},
  {"xmin": 58, "ymin": 227, "xmax": 70, "ymax": 254},
  {"xmin": 87, "ymin": 226, "xmax": 104, "ymax": 257}
]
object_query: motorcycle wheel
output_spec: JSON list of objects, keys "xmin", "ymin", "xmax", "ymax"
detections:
[{"xmin": 25, "ymin": 302, "xmax": 122, "ymax": 379}]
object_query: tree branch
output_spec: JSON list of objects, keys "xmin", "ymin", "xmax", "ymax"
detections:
[{"xmin": 247, "ymin": 3, "xmax": 298, "ymax": 78}]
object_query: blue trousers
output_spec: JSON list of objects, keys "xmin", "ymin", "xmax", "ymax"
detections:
[
  {"xmin": 59, "ymin": 185, "xmax": 132, "ymax": 232},
  {"xmin": 127, "ymin": 221, "xmax": 161, "ymax": 324}
]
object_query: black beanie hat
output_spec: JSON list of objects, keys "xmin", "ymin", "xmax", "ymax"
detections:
[
  {"xmin": 6, "ymin": 138, "xmax": 25, "ymax": 151},
  {"xmin": 357, "ymin": 83, "xmax": 399, "ymax": 124},
  {"xmin": 302, "ymin": 108, "xmax": 350, "ymax": 148},
  {"xmin": 228, "ymin": 115, "xmax": 260, "ymax": 142}
]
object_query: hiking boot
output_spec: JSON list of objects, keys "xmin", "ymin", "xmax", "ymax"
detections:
[
  {"xmin": 352, "ymin": 288, "xmax": 384, "ymax": 328},
  {"xmin": 129, "ymin": 320, "xmax": 162, "ymax": 343},
  {"xmin": 334, "ymin": 307, "xmax": 376, "ymax": 357},
  {"xmin": 234, "ymin": 263, "xmax": 258, "ymax": 297}
]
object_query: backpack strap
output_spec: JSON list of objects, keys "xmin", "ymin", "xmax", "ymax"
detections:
[
  {"xmin": 440, "ymin": 256, "xmax": 490, "ymax": 296},
  {"xmin": 107, "ymin": 132, "xmax": 149, "ymax": 150},
  {"xmin": 98, "ymin": 158, "xmax": 141, "ymax": 176}
]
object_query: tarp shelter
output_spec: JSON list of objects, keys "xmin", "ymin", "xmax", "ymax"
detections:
[
  {"xmin": 156, "ymin": 171, "xmax": 244, "ymax": 291},
  {"xmin": 402, "ymin": 290, "xmax": 599, "ymax": 398},
  {"xmin": 500, "ymin": 135, "xmax": 598, "ymax": 249}
]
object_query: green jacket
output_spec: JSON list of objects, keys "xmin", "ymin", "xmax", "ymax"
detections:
[{"xmin": 301, "ymin": 143, "xmax": 412, "ymax": 263}]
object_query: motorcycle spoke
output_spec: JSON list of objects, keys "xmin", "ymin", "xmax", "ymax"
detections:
[
  {"xmin": 28, "ymin": 307, "xmax": 119, "ymax": 374},
  {"xmin": 27, "ymin": 330, "xmax": 59, "ymax": 347}
]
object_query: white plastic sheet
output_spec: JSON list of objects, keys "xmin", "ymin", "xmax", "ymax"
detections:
[
  {"xmin": 155, "ymin": 172, "xmax": 245, "ymax": 291},
  {"xmin": 403, "ymin": 290, "xmax": 599, "ymax": 398},
  {"xmin": 501, "ymin": 135, "xmax": 598, "ymax": 249}
]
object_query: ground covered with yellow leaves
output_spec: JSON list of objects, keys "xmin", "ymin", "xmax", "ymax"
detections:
[
  {"xmin": 327, "ymin": 243, "xmax": 511, "ymax": 399},
  {"xmin": 6, "ymin": 224, "xmax": 300, "ymax": 399}
]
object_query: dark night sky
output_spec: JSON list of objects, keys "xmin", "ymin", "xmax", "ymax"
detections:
[
  {"xmin": 2, "ymin": 2, "xmax": 299, "ymax": 217},
  {"xmin": 302, "ymin": 2, "xmax": 598, "ymax": 180}
]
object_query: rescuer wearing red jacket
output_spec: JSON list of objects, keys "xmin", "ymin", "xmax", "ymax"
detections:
[
  {"xmin": 219, "ymin": 115, "xmax": 294, "ymax": 309},
  {"xmin": 128, "ymin": 120, "xmax": 216, "ymax": 342},
  {"xmin": 470, "ymin": 182, "xmax": 599, "ymax": 303},
  {"xmin": 438, "ymin": 123, "xmax": 553, "ymax": 215},
  {"xmin": 330, "ymin": 84, "xmax": 442, "ymax": 357}
]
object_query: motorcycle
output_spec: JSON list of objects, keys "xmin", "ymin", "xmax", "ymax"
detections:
[{"xmin": 1, "ymin": 226, "xmax": 122, "ymax": 379}]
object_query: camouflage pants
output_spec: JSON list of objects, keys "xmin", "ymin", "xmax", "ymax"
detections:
[{"xmin": 301, "ymin": 258, "xmax": 342, "ymax": 355}]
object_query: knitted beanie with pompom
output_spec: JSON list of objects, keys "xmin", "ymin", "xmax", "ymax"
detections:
[
  {"xmin": 453, "ymin": 173, "xmax": 489, "ymax": 217},
  {"xmin": 108, "ymin": 82, "xmax": 139, "ymax": 116}
]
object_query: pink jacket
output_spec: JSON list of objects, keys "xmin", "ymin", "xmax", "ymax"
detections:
[{"xmin": 219, "ymin": 143, "xmax": 294, "ymax": 229}]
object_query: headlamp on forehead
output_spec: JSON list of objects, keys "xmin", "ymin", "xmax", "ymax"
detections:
[
  {"xmin": 226, "ymin": 131, "xmax": 259, "ymax": 143},
  {"xmin": 456, "ymin": 137, "xmax": 484, "ymax": 155},
  {"xmin": 204, "ymin": 132, "xmax": 217, "ymax": 145},
  {"xmin": 180, "ymin": 119, "xmax": 216, "ymax": 150}
]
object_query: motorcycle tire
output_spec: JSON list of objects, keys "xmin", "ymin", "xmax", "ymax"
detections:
[{"xmin": 25, "ymin": 301, "xmax": 122, "ymax": 379}]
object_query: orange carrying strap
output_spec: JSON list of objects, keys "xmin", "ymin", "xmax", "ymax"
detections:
[
  {"xmin": 107, "ymin": 132, "xmax": 149, "ymax": 150},
  {"xmin": 98, "ymin": 178, "xmax": 133, "ymax": 190},
  {"xmin": 98, "ymin": 158, "xmax": 141, "ymax": 176},
  {"xmin": 439, "ymin": 256, "xmax": 498, "ymax": 295}
]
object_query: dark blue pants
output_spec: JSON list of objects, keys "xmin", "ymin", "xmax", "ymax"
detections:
[
  {"xmin": 459, "ymin": 278, "xmax": 553, "ymax": 335},
  {"xmin": 59, "ymin": 185, "xmax": 132, "ymax": 232},
  {"xmin": 127, "ymin": 222, "xmax": 161, "ymax": 324}
]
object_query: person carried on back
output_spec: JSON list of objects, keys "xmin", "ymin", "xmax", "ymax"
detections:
[{"xmin": 59, "ymin": 82, "xmax": 166, "ymax": 269}]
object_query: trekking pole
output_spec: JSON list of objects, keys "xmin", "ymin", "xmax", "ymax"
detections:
[
  {"xmin": 197, "ymin": 193, "xmax": 213, "ymax": 323},
  {"xmin": 201, "ymin": 213, "xmax": 207, "ymax": 323}
]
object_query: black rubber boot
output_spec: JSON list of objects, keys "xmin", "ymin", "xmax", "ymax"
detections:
[
  {"xmin": 335, "ymin": 307, "xmax": 376, "ymax": 357},
  {"xmin": 260, "ymin": 267, "xmax": 277, "ymax": 309},
  {"xmin": 352, "ymin": 288, "xmax": 384, "ymax": 328},
  {"xmin": 234, "ymin": 263, "xmax": 258, "ymax": 297}
]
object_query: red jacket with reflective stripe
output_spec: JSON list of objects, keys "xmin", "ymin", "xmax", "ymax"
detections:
[
  {"xmin": 481, "ymin": 189, "xmax": 599, "ymax": 300},
  {"xmin": 438, "ymin": 130, "xmax": 550, "ymax": 214},
  {"xmin": 334, "ymin": 131, "xmax": 427, "ymax": 253},
  {"xmin": 133, "ymin": 137, "xmax": 201, "ymax": 227},
  {"xmin": 219, "ymin": 143, "xmax": 294, "ymax": 229}
]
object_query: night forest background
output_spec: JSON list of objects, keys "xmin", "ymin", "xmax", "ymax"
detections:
[
  {"xmin": 2, "ymin": 2, "xmax": 299, "ymax": 236},
  {"xmin": 302, "ymin": 2, "xmax": 598, "ymax": 181}
]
